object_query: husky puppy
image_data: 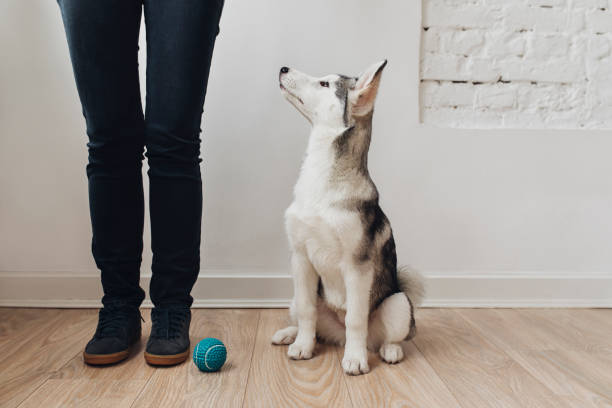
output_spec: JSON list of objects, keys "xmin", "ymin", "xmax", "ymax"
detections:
[{"xmin": 272, "ymin": 61, "xmax": 425, "ymax": 375}]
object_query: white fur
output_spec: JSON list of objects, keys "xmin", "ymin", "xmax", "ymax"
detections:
[
  {"xmin": 273, "ymin": 61, "xmax": 421, "ymax": 376},
  {"xmin": 279, "ymin": 68, "xmax": 346, "ymax": 128}
]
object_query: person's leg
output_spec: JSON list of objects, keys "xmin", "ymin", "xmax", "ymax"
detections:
[
  {"xmin": 144, "ymin": 0, "xmax": 223, "ymax": 308},
  {"xmin": 141, "ymin": 0, "xmax": 223, "ymax": 366},
  {"xmin": 58, "ymin": 0, "xmax": 146, "ymax": 308},
  {"xmin": 57, "ymin": 0, "xmax": 145, "ymax": 365}
]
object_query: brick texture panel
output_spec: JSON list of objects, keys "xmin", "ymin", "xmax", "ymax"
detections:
[{"xmin": 420, "ymin": 0, "xmax": 612, "ymax": 128}]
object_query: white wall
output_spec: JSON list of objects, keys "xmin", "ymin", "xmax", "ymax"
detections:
[
  {"xmin": 421, "ymin": 0, "xmax": 612, "ymax": 128},
  {"xmin": 1, "ymin": 0, "xmax": 611, "ymax": 307}
]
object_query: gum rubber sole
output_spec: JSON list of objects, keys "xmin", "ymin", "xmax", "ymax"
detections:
[
  {"xmin": 144, "ymin": 349, "xmax": 190, "ymax": 366},
  {"xmin": 83, "ymin": 349, "xmax": 130, "ymax": 365}
]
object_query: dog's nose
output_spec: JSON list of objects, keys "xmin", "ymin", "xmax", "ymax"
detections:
[{"xmin": 280, "ymin": 66, "xmax": 289, "ymax": 74}]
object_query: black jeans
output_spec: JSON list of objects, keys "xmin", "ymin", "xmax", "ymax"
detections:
[{"xmin": 57, "ymin": 0, "xmax": 224, "ymax": 308}]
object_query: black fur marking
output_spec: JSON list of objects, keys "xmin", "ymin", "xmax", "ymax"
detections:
[
  {"xmin": 376, "ymin": 60, "xmax": 388, "ymax": 76},
  {"xmin": 366, "ymin": 210, "xmax": 400, "ymax": 310},
  {"xmin": 352, "ymin": 198, "xmax": 386, "ymax": 263},
  {"xmin": 335, "ymin": 75, "xmax": 356, "ymax": 126},
  {"xmin": 338, "ymin": 196, "xmax": 400, "ymax": 311},
  {"xmin": 343, "ymin": 92, "xmax": 349, "ymax": 125},
  {"xmin": 369, "ymin": 234, "xmax": 400, "ymax": 311},
  {"xmin": 381, "ymin": 234, "xmax": 398, "ymax": 274},
  {"xmin": 317, "ymin": 278, "xmax": 330, "ymax": 306},
  {"xmin": 405, "ymin": 295, "xmax": 417, "ymax": 340}
]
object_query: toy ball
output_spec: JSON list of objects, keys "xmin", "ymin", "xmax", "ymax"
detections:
[{"xmin": 193, "ymin": 337, "xmax": 227, "ymax": 372}]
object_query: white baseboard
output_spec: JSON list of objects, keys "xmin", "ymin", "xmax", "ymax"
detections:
[{"xmin": 0, "ymin": 271, "xmax": 610, "ymax": 308}]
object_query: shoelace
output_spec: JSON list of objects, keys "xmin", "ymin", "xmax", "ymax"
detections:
[
  {"xmin": 151, "ymin": 307, "xmax": 189, "ymax": 339},
  {"xmin": 96, "ymin": 307, "xmax": 142, "ymax": 338}
]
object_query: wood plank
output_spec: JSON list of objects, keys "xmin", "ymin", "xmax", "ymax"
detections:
[
  {"xmin": 460, "ymin": 309, "xmax": 611, "ymax": 354},
  {"xmin": 17, "ymin": 379, "xmax": 148, "ymax": 408},
  {"xmin": 459, "ymin": 309, "xmax": 612, "ymax": 407},
  {"xmin": 0, "ymin": 309, "xmax": 97, "ymax": 408},
  {"xmin": 582, "ymin": 309, "xmax": 612, "ymax": 328},
  {"xmin": 243, "ymin": 309, "xmax": 352, "ymax": 408},
  {"xmin": 338, "ymin": 339, "xmax": 461, "ymax": 407},
  {"xmin": 413, "ymin": 309, "xmax": 573, "ymax": 408},
  {"xmin": 19, "ymin": 309, "xmax": 155, "ymax": 408},
  {"xmin": 530, "ymin": 309, "xmax": 612, "ymax": 355},
  {"xmin": 1, "ymin": 307, "xmax": 609, "ymax": 408},
  {"xmin": 132, "ymin": 309, "xmax": 260, "ymax": 408},
  {"xmin": 0, "ymin": 309, "xmax": 67, "ymax": 364},
  {"xmin": 506, "ymin": 350, "xmax": 612, "ymax": 408},
  {"xmin": 0, "ymin": 308, "xmax": 60, "ymax": 340}
]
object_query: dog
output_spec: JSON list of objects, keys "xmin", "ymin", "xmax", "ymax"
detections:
[{"xmin": 272, "ymin": 60, "xmax": 425, "ymax": 375}]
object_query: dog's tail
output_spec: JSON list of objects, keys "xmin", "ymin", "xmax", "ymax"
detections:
[{"xmin": 397, "ymin": 265, "xmax": 425, "ymax": 307}]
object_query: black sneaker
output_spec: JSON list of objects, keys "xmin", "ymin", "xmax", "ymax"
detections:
[
  {"xmin": 144, "ymin": 306, "xmax": 191, "ymax": 366},
  {"xmin": 83, "ymin": 305, "xmax": 142, "ymax": 365}
]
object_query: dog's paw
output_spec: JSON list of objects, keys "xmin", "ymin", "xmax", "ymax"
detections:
[
  {"xmin": 271, "ymin": 326, "xmax": 298, "ymax": 345},
  {"xmin": 287, "ymin": 340, "xmax": 314, "ymax": 360},
  {"xmin": 379, "ymin": 343, "xmax": 404, "ymax": 364},
  {"xmin": 342, "ymin": 350, "xmax": 370, "ymax": 375}
]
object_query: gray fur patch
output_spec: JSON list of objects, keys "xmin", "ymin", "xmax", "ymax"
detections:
[
  {"xmin": 328, "ymin": 88, "xmax": 398, "ymax": 312},
  {"xmin": 336, "ymin": 196, "xmax": 400, "ymax": 311},
  {"xmin": 334, "ymin": 75, "xmax": 357, "ymax": 126},
  {"xmin": 331, "ymin": 111, "xmax": 373, "ymax": 181},
  {"xmin": 332, "ymin": 126, "xmax": 355, "ymax": 159}
]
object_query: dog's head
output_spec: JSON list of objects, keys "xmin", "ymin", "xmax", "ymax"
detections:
[{"xmin": 279, "ymin": 60, "xmax": 387, "ymax": 128}]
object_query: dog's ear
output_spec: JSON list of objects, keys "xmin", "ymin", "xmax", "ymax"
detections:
[{"xmin": 350, "ymin": 59, "xmax": 387, "ymax": 117}]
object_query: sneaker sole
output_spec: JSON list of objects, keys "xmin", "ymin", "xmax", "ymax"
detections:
[
  {"xmin": 83, "ymin": 349, "xmax": 130, "ymax": 365},
  {"xmin": 144, "ymin": 349, "xmax": 190, "ymax": 366}
]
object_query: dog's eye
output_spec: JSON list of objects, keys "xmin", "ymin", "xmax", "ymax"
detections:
[{"xmin": 320, "ymin": 81, "xmax": 329, "ymax": 88}]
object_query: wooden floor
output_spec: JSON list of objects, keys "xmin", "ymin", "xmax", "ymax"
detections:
[{"xmin": 0, "ymin": 308, "xmax": 610, "ymax": 408}]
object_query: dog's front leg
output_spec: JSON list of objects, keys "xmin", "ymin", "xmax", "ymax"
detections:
[
  {"xmin": 342, "ymin": 268, "xmax": 373, "ymax": 375},
  {"xmin": 287, "ymin": 252, "xmax": 318, "ymax": 360}
]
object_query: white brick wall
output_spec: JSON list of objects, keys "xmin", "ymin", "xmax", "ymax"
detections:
[{"xmin": 420, "ymin": 0, "xmax": 612, "ymax": 128}]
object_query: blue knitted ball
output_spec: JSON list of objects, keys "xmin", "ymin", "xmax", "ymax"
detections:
[{"xmin": 193, "ymin": 338, "xmax": 227, "ymax": 372}]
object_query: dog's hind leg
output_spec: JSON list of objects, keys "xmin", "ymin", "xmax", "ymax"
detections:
[
  {"xmin": 272, "ymin": 298, "xmax": 298, "ymax": 345},
  {"xmin": 316, "ymin": 302, "xmax": 346, "ymax": 346},
  {"xmin": 275, "ymin": 300, "xmax": 347, "ymax": 346},
  {"xmin": 272, "ymin": 325, "xmax": 298, "ymax": 345},
  {"xmin": 367, "ymin": 292, "xmax": 413, "ymax": 364}
]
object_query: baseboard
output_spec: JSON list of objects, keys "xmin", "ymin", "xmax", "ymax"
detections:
[
  {"xmin": 422, "ymin": 273, "xmax": 612, "ymax": 307},
  {"xmin": 0, "ymin": 271, "xmax": 294, "ymax": 308},
  {"xmin": 0, "ymin": 271, "xmax": 610, "ymax": 308}
]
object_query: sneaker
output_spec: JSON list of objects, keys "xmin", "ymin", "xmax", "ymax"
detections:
[
  {"xmin": 83, "ymin": 305, "xmax": 142, "ymax": 365},
  {"xmin": 144, "ymin": 306, "xmax": 191, "ymax": 366}
]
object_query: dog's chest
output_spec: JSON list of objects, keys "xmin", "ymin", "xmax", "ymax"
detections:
[
  {"xmin": 286, "ymin": 202, "xmax": 361, "ymax": 312},
  {"xmin": 285, "ymin": 203, "xmax": 345, "ymax": 269},
  {"xmin": 285, "ymin": 141, "xmax": 367, "ymax": 311}
]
